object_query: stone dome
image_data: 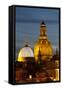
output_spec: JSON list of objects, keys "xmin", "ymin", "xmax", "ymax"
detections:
[
  {"xmin": 17, "ymin": 44, "xmax": 34, "ymax": 62},
  {"xmin": 34, "ymin": 21, "xmax": 53, "ymax": 61},
  {"xmin": 34, "ymin": 39, "xmax": 53, "ymax": 61}
]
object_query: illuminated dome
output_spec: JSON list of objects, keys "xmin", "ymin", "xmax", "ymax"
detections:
[
  {"xmin": 34, "ymin": 21, "xmax": 53, "ymax": 61},
  {"xmin": 18, "ymin": 44, "xmax": 34, "ymax": 62}
]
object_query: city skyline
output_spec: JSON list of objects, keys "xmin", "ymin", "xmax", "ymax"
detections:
[{"xmin": 15, "ymin": 6, "xmax": 60, "ymax": 83}]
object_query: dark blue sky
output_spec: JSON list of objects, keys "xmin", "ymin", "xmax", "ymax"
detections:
[{"xmin": 16, "ymin": 7, "xmax": 59, "ymax": 54}]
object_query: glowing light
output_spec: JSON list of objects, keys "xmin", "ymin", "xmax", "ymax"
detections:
[
  {"xmin": 34, "ymin": 22, "xmax": 53, "ymax": 61},
  {"xmin": 29, "ymin": 75, "xmax": 32, "ymax": 79},
  {"xmin": 55, "ymin": 69, "xmax": 59, "ymax": 80},
  {"xmin": 18, "ymin": 57, "xmax": 25, "ymax": 62},
  {"xmin": 17, "ymin": 46, "xmax": 34, "ymax": 62}
]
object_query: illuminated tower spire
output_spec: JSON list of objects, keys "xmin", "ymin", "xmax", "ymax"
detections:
[
  {"xmin": 39, "ymin": 21, "xmax": 48, "ymax": 41},
  {"xmin": 34, "ymin": 21, "xmax": 53, "ymax": 61},
  {"xmin": 40, "ymin": 21, "xmax": 47, "ymax": 36}
]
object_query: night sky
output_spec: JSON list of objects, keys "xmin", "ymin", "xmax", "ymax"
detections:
[{"xmin": 16, "ymin": 6, "xmax": 59, "ymax": 57}]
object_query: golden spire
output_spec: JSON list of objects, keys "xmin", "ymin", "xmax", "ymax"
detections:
[{"xmin": 40, "ymin": 21, "xmax": 47, "ymax": 36}]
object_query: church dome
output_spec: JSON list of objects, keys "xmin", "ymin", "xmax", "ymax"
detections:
[
  {"xmin": 34, "ymin": 21, "xmax": 53, "ymax": 61},
  {"xmin": 34, "ymin": 40, "xmax": 53, "ymax": 61},
  {"xmin": 17, "ymin": 44, "xmax": 34, "ymax": 62}
]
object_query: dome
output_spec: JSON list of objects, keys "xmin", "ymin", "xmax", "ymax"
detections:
[
  {"xmin": 17, "ymin": 45, "xmax": 34, "ymax": 62},
  {"xmin": 34, "ymin": 40, "xmax": 53, "ymax": 61},
  {"xmin": 34, "ymin": 21, "xmax": 53, "ymax": 61}
]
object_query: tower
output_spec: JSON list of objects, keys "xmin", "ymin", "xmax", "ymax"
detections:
[
  {"xmin": 40, "ymin": 21, "xmax": 47, "ymax": 37},
  {"xmin": 34, "ymin": 21, "xmax": 53, "ymax": 61}
]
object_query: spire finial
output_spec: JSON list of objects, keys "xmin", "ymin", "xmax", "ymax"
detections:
[{"xmin": 40, "ymin": 21, "xmax": 46, "ymax": 27}]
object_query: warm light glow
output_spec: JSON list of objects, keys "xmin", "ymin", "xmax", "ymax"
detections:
[
  {"xmin": 34, "ymin": 42, "xmax": 53, "ymax": 61},
  {"xmin": 34, "ymin": 44, "xmax": 40, "ymax": 61},
  {"xmin": 50, "ymin": 69, "xmax": 59, "ymax": 81},
  {"xmin": 34, "ymin": 22, "xmax": 53, "ymax": 61},
  {"xmin": 55, "ymin": 69, "xmax": 59, "ymax": 80},
  {"xmin": 18, "ymin": 57, "xmax": 25, "ymax": 62},
  {"xmin": 29, "ymin": 75, "xmax": 32, "ymax": 79}
]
